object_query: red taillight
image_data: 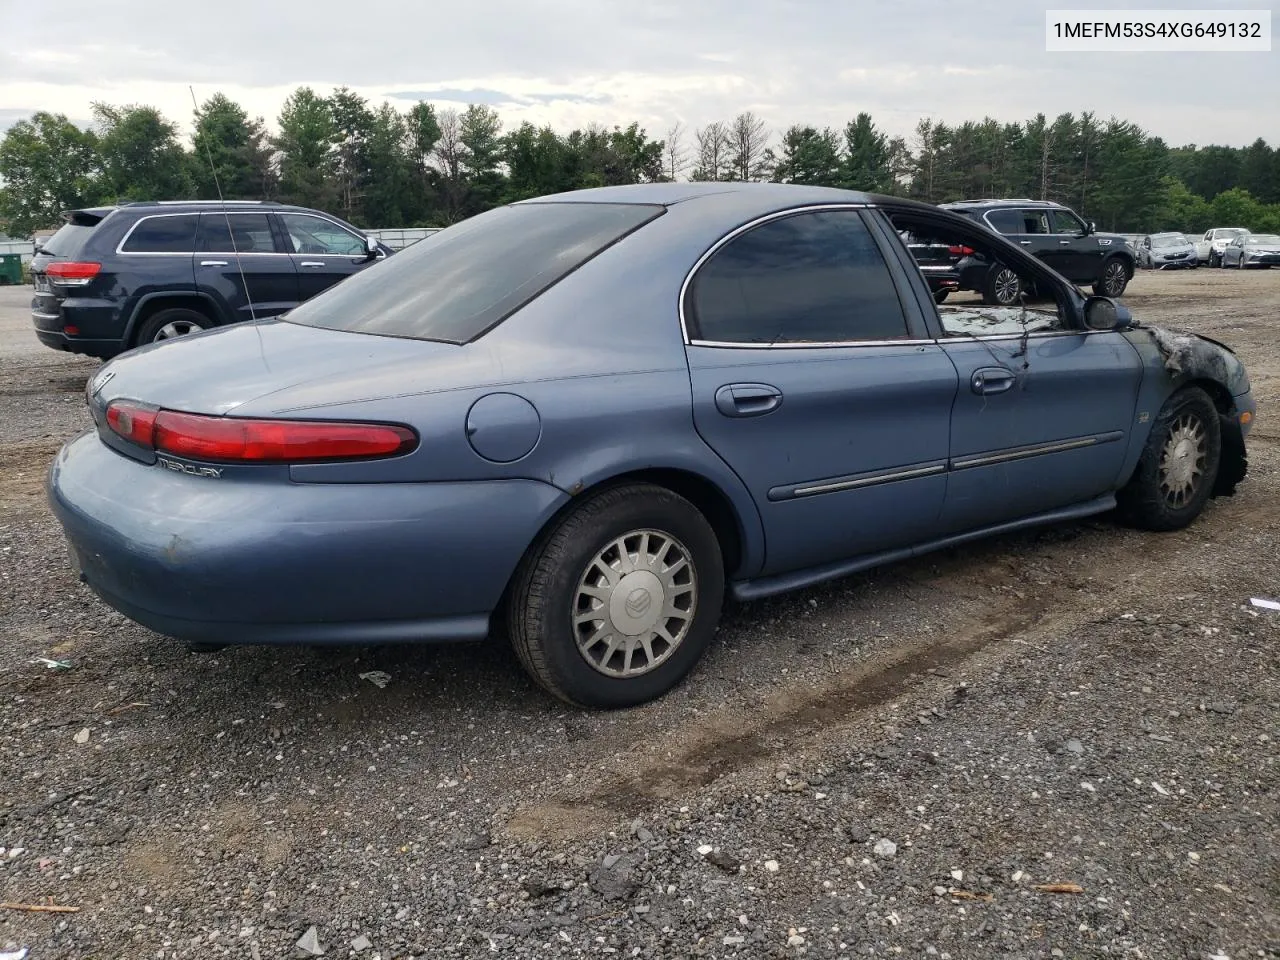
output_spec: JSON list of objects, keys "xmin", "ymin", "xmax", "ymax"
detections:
[
  {"xmin": 46, "ymin": 261, "xmax": 102, "ymax": 286},
  {"xmin": 948, "ymin": 245, "xmax": 975, "ymax": 256},
  {"xmin": 106, "ymin": 400, "xmax": 158, "ymax": 447},
  {"xmin": 105, "ymin": 400, "xmax": 417, "ymax": 463}
]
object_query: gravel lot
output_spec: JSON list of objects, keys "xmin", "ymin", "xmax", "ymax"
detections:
[{"xmin": 1, "ymin": 271, "xmax": 1277, "ymax": 960}]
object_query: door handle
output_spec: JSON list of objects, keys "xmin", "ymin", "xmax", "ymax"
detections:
[
  {"xmin": 714, "ymin": 383, "xmax": 783, "ymax": 418},
  {"xmin": 1058, "ymin": 240, "xmax": 1072, "ymax": 245},
  {"xmin": 200, "ymin": 260, "xmax": 228, "ymax": 266},
  {"xmin": 299, "ymin": 261, "xmax": 326, "ymax": 267},
  {"xmin": 971, "ymin": 368, "xmax": 1016, "ymax": 395},
  {"xmin": 1019, "ymin": 241, "xmax": 1032, "ymax": 245}
]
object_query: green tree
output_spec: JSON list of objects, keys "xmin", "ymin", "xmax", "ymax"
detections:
[
  {"xmin": 842, "ymin": 113, "xmax": 894, "ymax": 193},
  {"xmin": 328, "ymin": 87, "xmax": 376, "ymax": 222},
  {"xmin": 1155, "ymin": 176, "xmax": 1212, "ymax": 232},
  {"xmin": 459, "ymin": 104, "xmax": 504, "ymax": 213},
  {"xmin": 0, "ymin": 112, "xmax": 99, "ymax": 236},
  {"xmin": 360, "ymin": 103, "xmax": 413, "ymax": 227},
  {"xmin": 772, "ymin": 125, "xmax": 842, "ymax": 185},
  {"xmin": 407, "ymin": 102, "xmax": 442, "ymax": 222},
  {"xmin": 1238, "ymin": 138, "xmax": 1277, "ymax": 204},
  {"xmin": 190, "ymin": 93, "xmax": 274, "ymax": 200},
  {"xmin": 275, "ymin": 88, "xmax": 337, "ymax": 210},
  {"xmin": 92, "ymin": 102, "xmax": 190, "ymax": 202}
]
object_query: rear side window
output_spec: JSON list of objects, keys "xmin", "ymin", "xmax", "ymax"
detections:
[
  {"xmin": 283, "ymin": 202, "xmax": 663, "ymax": 344},
  {"xmin": 121, "ymin": 215, "xmax": 199, "ymax": 253},
  {"xmin": 984, "ymin": 209, "xmax": 1023, "ymax": 234},
  {"xmin": 687, "ymin": 209, "xmax": 909, "ymax": 345},
  {"xmin": 198, "ymin": 213, "xmax": 280, "ymax": 254}
]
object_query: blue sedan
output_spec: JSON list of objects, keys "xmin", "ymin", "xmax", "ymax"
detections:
[{"xmin": 49, "ymin": 183, "xmax": 1256, "ymax": 708}]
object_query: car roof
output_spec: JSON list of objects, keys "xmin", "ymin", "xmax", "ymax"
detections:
[
  {"xmin": 513, "ymin": 181, "xmax": 947, "ymax": 219},
  {"xmin": 939, "ymin": 198, "xmax": 1065, "ymax": 210}
]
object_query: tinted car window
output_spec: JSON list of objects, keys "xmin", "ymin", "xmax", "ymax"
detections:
[
  {"xmin": 984, "ymin": 209, "xmax": 1022, "ymax": 234},
  {"xmin": 120, "ymin": 215, "xmax": 199, "ymax": 253},
  {"xmin": 688, "ymin": 210, "xmax": 908, "ymax": 344},
  {"xmin": 198, "ymin": 213, "xmax": 279, "ymax": 254},
  {"xmin": 42, "ymin": 222, "xmax": 99, "ymax": 259},
  {"xmin": 280, "ymin": 213, "xmax": 365, "ymax": 255},
  {"xmin": 1049, "ymin": 209, "xmax": 1086, "ymax": 234},
  {"xmin": 283, "ymin": 202, "xmax": 662, "ymax": 344}
]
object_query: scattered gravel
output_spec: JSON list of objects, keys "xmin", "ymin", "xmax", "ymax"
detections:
[{"xmin": 2, "ymin": 272, "xmax": 1278, "ymax": 958}]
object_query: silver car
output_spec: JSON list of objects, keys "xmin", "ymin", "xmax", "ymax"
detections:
[
  {"xmin": 1220, "ymin": 233, "xmax": 1280, "ymax": 269},
  {"xmin": 1138, "ymin": 232, "xmax": 1198, "ymax": 270}
]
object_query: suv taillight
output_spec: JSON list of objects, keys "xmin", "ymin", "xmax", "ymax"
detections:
[
  {"xmin": 105, "ymin": 400, "xmax": 418, "ymax": 464},
  {"xmin": 948, "ymin": 245, "xmax": 975, "ymax": 256},
  {"xmin": 45, "ymin": 262, "xmax": 102, "ymax": 286}
]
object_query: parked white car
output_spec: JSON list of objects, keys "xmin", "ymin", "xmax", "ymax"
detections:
[{"xmin": 1195, "ymin": 227, "xmax": 1250, "ymax": 266}]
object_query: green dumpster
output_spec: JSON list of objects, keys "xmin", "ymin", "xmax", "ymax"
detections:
[{"xmin": 0, "ymin": 253, "xmax": 23, "ymax": 286}]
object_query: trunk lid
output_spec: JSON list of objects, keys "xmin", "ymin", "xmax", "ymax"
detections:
[{"xmin": 89, "ymin": 317, "xmax": 491, "ymax": 419}]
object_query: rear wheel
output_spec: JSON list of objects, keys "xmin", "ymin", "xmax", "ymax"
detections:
[
  {"xmin": 1116, "ymin": 386, "xmax": 1221, "ymax": 532},
  {"xmin": 136, "ymin": 307, "xmax": 211, "ymax": 345},
  {"xmin": 1092, "ymin": 257, "xmax": 1129, "ymax": 297},
  {"xmin": 507, "ymin": 483, "xmax": 724, "ymax": 708},
  {"xmin": 982, "ymin": 266, "xmax": 1021, "ymax": 306}
]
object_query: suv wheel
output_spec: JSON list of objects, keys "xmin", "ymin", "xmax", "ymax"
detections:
[
  {"xmin": 137, "ymin": 307, "xmax": 211, "ymax": 345},
  {"xmin": 982, "ymin": 266, "xmax": 1022, "ymax": 306},
  {"xmin": 1092, "ymin": 257, "xmax": 1129, "ymax": 297}
]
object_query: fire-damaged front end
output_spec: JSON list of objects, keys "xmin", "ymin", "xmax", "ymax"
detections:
[{"xmin": 1126, "ymin": 324, "xmax": 1255, "ymax": 498}]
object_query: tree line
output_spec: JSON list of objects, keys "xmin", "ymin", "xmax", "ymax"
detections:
[{"xmin": 1, "ymin": 87, "xmax": 1278, "ymax": 238}]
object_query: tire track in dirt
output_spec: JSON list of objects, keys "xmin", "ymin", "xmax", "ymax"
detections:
[{"xmin": 503, "ymin": 458, "xmax": 1277, "ymax": 842}]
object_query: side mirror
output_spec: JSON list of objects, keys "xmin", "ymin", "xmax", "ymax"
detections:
[
  {"xmin": 1084, "ymin": 220, "xmax": 1096, "ymax": 235},
  {"xmin": 364, "ymin": 235, "xmax": 380, "ymax": 260},
  {"xmin": 1084, "ymin": 296, "xmax": 1132, "ymax": 332}
]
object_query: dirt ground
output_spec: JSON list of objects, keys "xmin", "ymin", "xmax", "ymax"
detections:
[{"xmin": 1, "ymin": 270, "xmax": 1277, "ymax": 960}]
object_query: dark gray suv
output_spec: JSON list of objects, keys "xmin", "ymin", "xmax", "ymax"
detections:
[
  {"xmin": 938, "ymin": 198, "xmax": 1134, "ymax": 305},
  {"xmin": 31, "ymin": 200, "xmax": 393, "ymax": 359}
]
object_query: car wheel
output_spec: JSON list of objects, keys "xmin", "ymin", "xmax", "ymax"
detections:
[
  {"xmin": 136, "ymin": 307, "xmax": 211, "ymax": 345},
  {"xmin": 982, "ymin": 266, "xmax": 1021, "ymax": 306},
  {"xmin": 1211, "ymin": 252, "xmax": 1221, "ymax": 267},
  {"xmin": 507, "ymin": 483, "xmax": 725, "ymax": 708},
  {"xmin": 932, "ymin": 289, "xmax": 949, "ymax": 304},
  {"xmin": 1092, "ymin": 257, "xmax": 1129, "ymax": 297},
  {"xmin": 1116, "ymin": 386, "xmax": 1221, "ymax": 532}
]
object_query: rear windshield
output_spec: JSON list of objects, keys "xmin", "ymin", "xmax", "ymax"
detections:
[
  {"xmin": 41, "ymin": 218, "xmax": 102, "ymax": 259},
  {"xmin": 282, "ymin": 202, "xmax": 664, "ymax": 344}
]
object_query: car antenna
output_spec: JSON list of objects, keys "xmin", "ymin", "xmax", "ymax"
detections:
[{"xmin": 189, "ymin": 85, "xmax": 257, "ymax": 323}]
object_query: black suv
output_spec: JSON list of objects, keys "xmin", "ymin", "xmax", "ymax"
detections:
[
  {"xmin": 928, "ymin": 199, "xmax": 1134, "ymax": 305},
  {"xmin": 31, "ymin": 200, "xmax": 393, "ymax": 359}
]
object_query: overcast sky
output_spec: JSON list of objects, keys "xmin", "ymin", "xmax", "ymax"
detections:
[{"xmin": 2, "ymin": 0, "xmax": 1276, "ymax": 148}]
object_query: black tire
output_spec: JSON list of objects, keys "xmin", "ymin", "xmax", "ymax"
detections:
[
  {"xmin": 982, "ymin": 265, "xmax": 1022, "ymax": 306},
  {"xmin": 185, "ymin": 642, "xmax": 227, "ymax": 653},
  {"xmin": 507, "ymin": 483, "xmax": 724, "ymax": 708},
  {"xmin": 1210, "ymin": 252, "xmax": 1221, "ymax": 268},
  {"xmin": 1116, "ymin": 386, "xmax": 1221, "ymax": 532},
  {"xmin": 135, "ymin": 307, "xmax": 211, "ymax": 346},
  {"xmin": 932, "ymin": 289, "xmax": 949, "ymax": 304},
  {"xmin": 1092, "ymin": 257, "xmax": 1130, "ymax": 297}
]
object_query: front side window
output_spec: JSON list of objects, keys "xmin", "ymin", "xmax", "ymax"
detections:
[
  {"xmin": 687, "ymin": 209, "xmax": 909, "ymax": 345},
  {"xmin": 120, "ymin": 215, "xmax": 199, "ymax": 254},
  {"xmin": 280, "ymin": 213, "xmax": 366, "ymax": 256},
  {"xmin": 1049, "ymin": 209, "xmax": 1086, "ymax": 234},
  {"xmin": 284, "ymin": 201, "xmax": 663, "ymax": 344},
  {"xmin": 197, "ymin": 213, "xmax": 280, "ymax": 254}
]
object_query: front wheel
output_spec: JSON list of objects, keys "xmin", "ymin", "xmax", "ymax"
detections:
[
  {"xmin": 1092, "ymin": 257, "xmax": 1130, "ymax": 297},
  {"xmin": 507, "ymin": 483, "xmax": 725, "ymax": 708},
  {"xmin": 1116, "ymin": 386, "xmax": 1221, "ymax": 532}
]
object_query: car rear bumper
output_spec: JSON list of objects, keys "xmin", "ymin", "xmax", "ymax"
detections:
[
  {"xmin": 33, "ymin": 297, "xmax": 127, "ymax": 359},
  {"xmin": 48, "ymin": 431, "xmax": 570, "ymax": 645}
]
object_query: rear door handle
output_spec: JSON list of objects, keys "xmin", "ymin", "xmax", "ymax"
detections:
[
  {"xmin": 299, "ymin": 261, "xmax": 326, "ymax": 268},
  {"xmin": 1059, "ymin": 240, "xmax": 1072, "ymax": 245},
  {"xmin": 200, "ymin": 260, "xmax": 228, "ymax": 267},
  {"xmin": 714, "ymin": 383, "xmax": 783, "ymax": 418},
  {"xmin": 971, "ymin": 368, "xmax": 1017, "ymax": 395},
  {"xmin": 1019, "ymin": 240, "xmax": 1032, "ymax": 245}
]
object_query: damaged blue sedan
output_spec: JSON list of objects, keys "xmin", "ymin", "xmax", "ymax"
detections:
[{"xmin": 49, "ymin": 183, "xmax": 1256, "ymax": 708}]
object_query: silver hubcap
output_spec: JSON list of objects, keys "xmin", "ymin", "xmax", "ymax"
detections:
[
  {"xmin": 154, "ymin": 320, "xmax": 202, "ymax": 341},
  {"xmin": 994, "ymin": 270, "xmax": 1019, "ymax": 303},
  {"xmin": 1104, "ymin": 262, "xmax": 1125, "ymax": 294},
  {"xmin": 573, "ymin": 529, "xmax": 697, "ymax": 679},
  {"xmin": 1159, "ymin": 413, "xmax": 1206, "ymax": 509}
]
